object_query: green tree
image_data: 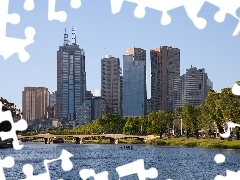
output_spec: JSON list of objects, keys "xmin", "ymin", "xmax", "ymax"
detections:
[
  {"xmin": 220, "ymin": 88, "xmax": 240, "ymax": 139},
  {"xmin": 146, "ymin": 112, "xmax": 157, "ymax": 135},
  {"xmin": 181, "ymin": 104, "xmax": 199, "ymax": 138},
  {"xmin": 173, "ymin": 107, "xmax": 182, "ymax": 135},
  {"xmin": 98, "ymin": 113, "xmax": 123, "ymax": 133},
  {"xmin": 151, "ymin": 110, "xmax": 171, "ymax": 138},
  {"xmin": 123, "ymin": 117, "xmax": 138, "ymax": 134},
  {"xmin": 193, "ymin": 105, "xmax": 203, "ymax": 138},
  {"xmin": 138, "ymin": 116, "xmax": 148, "ymax": 135},
  {"xmin": 203, "ymin": 90, "xmax": 225, "ymax": 139}
]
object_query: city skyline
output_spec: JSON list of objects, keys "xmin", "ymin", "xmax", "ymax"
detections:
[
  {"xmin": 20, "ymin": 33, "xmax": 213, "ymax": 121},
  {"xmin": 0, "ymin": 1, "xmax": 239, "ymax": 109},
  {"xmin": 19, "ymin": 29, "xmax": 213, "ymax": 121}
]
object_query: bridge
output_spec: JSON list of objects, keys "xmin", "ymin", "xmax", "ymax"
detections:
[{"xmin": 18, "ymin": 134, "xmax": 155, "ymax": 144}]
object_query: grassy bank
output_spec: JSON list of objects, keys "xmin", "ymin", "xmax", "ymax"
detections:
[
  {"xmin": 22, "ymin": 137, "xmax": 240, "ymax": 149},
  {"xmin": 148, "ymin": 137, "xmax": 240, "ymax": 149},
  {"xmin": 85, "ymin": 138, "xmax": 143, "ymax": 144}
]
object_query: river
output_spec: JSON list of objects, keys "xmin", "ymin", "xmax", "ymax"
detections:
[{"xmin": 1, "ymin": 142, "xmax": 240, "ymax": 180}]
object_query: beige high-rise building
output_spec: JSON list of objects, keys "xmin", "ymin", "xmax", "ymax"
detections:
[
  {"xmin": 150, "ymin": 46, "xmax": 180, "ymax": 112},
  {"xmin": 101, "ymin": 55, "xmax": 121, "ymax": 116},
  {"xmin": 22, "ymin": 87, "xmax": 50, "ymax": 122},
  {"xmin": 124, "ymin": 47, "xmax": 146, "ymax": 61}
]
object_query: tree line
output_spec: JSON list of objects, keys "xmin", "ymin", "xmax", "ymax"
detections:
[
  {"xmin": 73, "ymin": 87, "xmax": 240, "ymax": 139},
  {"xmin": 2, "ymin": 85, "xmax": 240, "ymax": 140}
]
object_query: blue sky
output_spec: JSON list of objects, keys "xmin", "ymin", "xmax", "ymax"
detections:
[{"xmin": 0, "ymin": 0, "xmax": 240, "ymax": 109}]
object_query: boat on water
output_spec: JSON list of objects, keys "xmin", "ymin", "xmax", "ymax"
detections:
[{"xmin": 52, "ymin": 137, "xmax": 64, "ymax": 144}]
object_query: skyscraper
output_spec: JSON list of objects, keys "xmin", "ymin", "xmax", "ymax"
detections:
[
  {"xmin": 122, "ymin": 47, "xmax": 147, "ymax": 117},
  {"xmin": 22, "ymin": 87, "xmax": 49, "ymax": 122},
  {"xmin": 101, "ymin": 55, "xmax": 121, "ymax": 116},
  {"xmin": 181, "ymin": 66, "xmax": 211, "ymax": 106},
  {"xmin": 56, "ymin": 28, "xmax": 86, "ymax": 121},
  {"xmin": 150, "ymin": 46, "xmax": 180, "ymax": 112}
]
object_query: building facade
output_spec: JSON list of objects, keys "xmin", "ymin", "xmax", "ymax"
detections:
[
  {"xmin": 172, "ymin": 77, "xmax": 183, "ymax": 109},
  {"xmin": 122, "ymin": 47, "xmax": 147, "ymax": 117},
  {"xmin": 49, "ymin": 92, "xmax": 56, "ymax": 107},
  {"xmin": 181, "ymin": 66, "xmax": 211, "ymax": 106},
  {"xmin": 207, "ymin": 79, "xmax": 213, "ymax": 92},
  {"xmin": 90, "ymin": 97, "xmax": 102, "ymax": 120},
  {"xmin": 146, "ymin": 98, "xmax": 152, "ymax": 114},
  {"xmin": 76, "ymin": 100, "xmax": 91, "ymax": 126},
  {"xmin": 22, "ymin": 87, "xmax": 49, "ymax": 122},
  {"xmin": 150, "ymin": 46, "xmax": 180, "ymax": 112},
  {"xmin": 101, "ymin": 55, "xmax": 121, "ymax": 116},
  {"xmin": 56, "ymin": 28, "xmax": 86, "ymax": 121},
  {"xmin": 47, "ymin": 92, "xmax": 56, "ymax": 119},
  {"xmin": 86, "ymin": 91, "xmax": 93, "ymax": 98}
]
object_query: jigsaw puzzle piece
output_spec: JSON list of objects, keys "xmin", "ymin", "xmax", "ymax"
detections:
[
  {"xmin": 220, "ymin": 122, "xmax": 240, "ymax": 139},
  {"xmin": 206, "ymin": 0, "xmax": 240, "ymax": 22},
  {"xmin": 181, "ymin": 0, "xmax": 207, "ymax": 29},
  {"xmin": 0, "ymin": 26, "xmax": 35, "ymax": 62},
  {"xmin": 111, "ymin": 0, "xmax": 185, "ymax": 24},
  {"xmin": 202, "ymin": 0, "xmax": 240, "ymax": 36},
  {"xmin": 116, "ymin": 159, "xmax": 158, "ymax": 180},
  {"xmin": 0, "ymin": 0, "xmax": 36, "ymax": 62},
  {"xmin": 0, "ymin": 102, "xmax": 28, "ymax": 150},
  {"xmin": 110, "ymin": 0, "xmax": 124, "ymax": 14},
  {"xmin": 0, "ymin": 156, "xmax": 15, "ymax": 180},
  {"xmin": 57, "ymin": 149, "xmax": 74, "ymax": 171},
  {"xmin": 21, "ymin": 149, "xmax": 74, "ymax": 180},
  {"xmin": 48, "ymin": 0, "xmax": 67, "ymax": 22},
  {"xmin": 48, "ymin": 0, "xmax": 81, "ymax": 22},
  {"xmin": 232, "ymin": 82, "xmax": 240, "ymax": 95},
  {"xmin": 214, "ymin": 170, "xmax": 240, "ymax": 180},
  {"xmin": 79, "ymin": 169, "xmax": 109, "ymax": 180},
  {"xmin": 70, "ymin": 0, "xmax": 81, "ymax": 9},
  {"xmin": 0, "ymin": 0, "xmax": 20, "ymax": 38},
  {"xmin": 24, "ymin": 0, "xmax": 35, "ymax": 11},
  {"xmin": 22, "ymin": 164, "xmax": 50, "ymax": 180}
]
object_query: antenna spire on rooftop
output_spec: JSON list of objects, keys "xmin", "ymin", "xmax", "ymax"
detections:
[
  {"xmin": 71, "ymin": 27, "xmax": 76, "ymax": 45},
  {"xmin": 64, "ymin": 28, "xmax": 69, "ymax": 46}
]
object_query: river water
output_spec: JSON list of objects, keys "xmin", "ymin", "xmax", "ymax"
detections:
[{"xmin": 1, "ymin": 142, "xmax": 240, "ymax": 180}]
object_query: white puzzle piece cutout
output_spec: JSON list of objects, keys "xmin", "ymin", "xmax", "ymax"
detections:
[
  {"xmin": 0, "ymin": 102, "xmax": 28, "ymax": 150},
  {"xmin": 21, "ymin": 149, "xmax": 74, "ymax": 180}
]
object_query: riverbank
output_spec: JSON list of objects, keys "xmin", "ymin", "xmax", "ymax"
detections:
[
  {"xmin": 148, "ymin": 137, "xmax": 240, "ymax": 149},
  {"xmin": 24, "ymin": 138, "xmax": 144, "ymax": 144},
  {"xmin": 22, "ymin": 137, "xmax": 240, "ymax": 149},
  {"xmin": 84, "ymin": 138, "xmax": 143, "ymax": 144}
]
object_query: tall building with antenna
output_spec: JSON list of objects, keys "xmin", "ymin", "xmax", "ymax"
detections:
[{"xmin": 56, "ymin": 28, "xmax": 86, "ymax": 121}]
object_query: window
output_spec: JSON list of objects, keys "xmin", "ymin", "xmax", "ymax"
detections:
[
  {"xmin": 69, "ymin": 79, "xmax": 73, "ymax": 84},
  {"xmin": 69, "ymin": 85, "xmax": 74, "ymax": 89},
  {"xmin": 69, "ymin": 75, "xmax": 73, "ymax": 80},
  {"xmin": 70, "ymin": 54, "xmax": 74, "ymax": 63}
]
